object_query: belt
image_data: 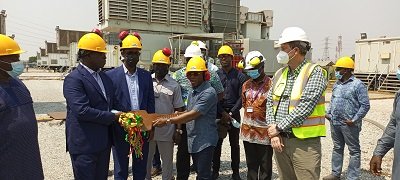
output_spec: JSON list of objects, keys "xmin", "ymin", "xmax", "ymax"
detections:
[{"xmin": 280, "ymin": 132, "xmax": 296, "ymax": 138}]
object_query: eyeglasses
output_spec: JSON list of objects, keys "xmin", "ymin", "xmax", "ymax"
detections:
[{"xmin": 335, "ymin": 67, "xmax": 344, "ymax": 71}]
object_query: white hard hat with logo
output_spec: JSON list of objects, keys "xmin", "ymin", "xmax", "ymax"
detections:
[
  {"xmin": 197, "ymin": 41, "xmax": 207, "ymax": 50},
  {"xmin": 242, "ymin": 51, "xmax": 266, "ymax": 70},
  {"xmin": 184, "ymin": 44, "xmax": 202, "ymax": 58},
  {"xmin": 278, "ymin": 27, "xmax": 310, "ymax": 45}
]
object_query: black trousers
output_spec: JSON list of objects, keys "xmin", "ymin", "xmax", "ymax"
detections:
[
  {"xmin": 176, "ymin": 124, "xmax": 190, "ymax": 180},
  {"xmin": 243, "ymin": 141, "xmax": 273, "ymax": 180},
  {"xmin": 212, "ymin": 113, "xmax": 241, "ymax": 174}
]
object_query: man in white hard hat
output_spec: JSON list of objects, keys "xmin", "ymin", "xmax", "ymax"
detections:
[
  {"xmin": 195, "ymin": 41, "xmax": 219, "ymax": 72},
  {"xmin": 266, "ymin": 27, "xmax": 328, "ymax": 180}
]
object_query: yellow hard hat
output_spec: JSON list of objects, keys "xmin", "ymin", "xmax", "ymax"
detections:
[
  {"xmin": 334, "ymin": 56, "xmax": 354, "ymax": 69},
  {"xmin": 218, "ymin": 45, "xmax": 234, "ymax": 56},
  {"xmin": 152, "ymin": 49, "xmax": 171, "ymax": 65},
  {"xmin": 77, "ymin": 33, "xmax": 108, "ymax": 53},
  {"xmin": 121, "ymin": 34, "xmax": 142, "ymax": 49},
  {"xmin": 0, "ymin": 34, "xmax": 25, "ymax": 56},
  {"xmin": 237, "ymin": 60, "xmax": 244, "ymax": 69},
  {"xmin": 186, "ymin": 56, "xmax": 208, "ymax": 73}
]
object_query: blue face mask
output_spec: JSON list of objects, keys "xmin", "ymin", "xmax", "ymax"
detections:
[
  {"xmin": 335, "ymin": 71, "xmax": 343, "ymax": 80},
  {"xmin": 397, "ymin": 69, "xmax": 400, "ymax": 80},
  {"xmin": 0, "ymin": 61, "xmax": 24, "ymax": 77},
  {"xmin": 246, "ymin": 69, "xmax": 261, "ymax": 79}
]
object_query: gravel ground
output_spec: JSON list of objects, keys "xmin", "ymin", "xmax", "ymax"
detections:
[{"xmin": 21, "ymin": 79, "xmax": 394, "ymax": 180}]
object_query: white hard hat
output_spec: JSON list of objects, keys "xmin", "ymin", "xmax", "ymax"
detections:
[
  {"xmin": 197, "ymin": 41, "xmax": 207, "ymax": 50},
  {"xmin": 244, "ymin": 51, "xmax": 266, "ymax": 70},
  {"xmin": 278, "ymin": 27, "xmax": 310, "ymax": 45},
  {"xmin": 184, "ymin": 44, "xmax": 202, "ymax": 58}
]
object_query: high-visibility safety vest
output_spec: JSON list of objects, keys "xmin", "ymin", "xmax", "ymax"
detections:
[{"xmin": 272, "ymin": 62, "xmax": 327, "ymax": 139}]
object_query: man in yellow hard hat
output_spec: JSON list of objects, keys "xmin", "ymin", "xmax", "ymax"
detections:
[
  {"xmin": 171, "ymin": 43, "xmax": 224, "ymax": 180},
  {"xmin": 266, "ymin": 27, "xmax": 327, "ymax": 180},
  {"xmin": 105, "ymin": 31, "xmax": 155, "ymax": 180},
  {"xmin": 145, "ymin": 48, "xmax": 184, "ymax": 180},
  {"xmin": 63, "ymin": 30, "xmax": 121, "ymax": 180},
  {"xmin": 0, "ymin": 34, "xmax": 44, "ymax": 179},
  {"xmin": 154, "ymin": 56, "xmax": 218, "ymax": 180},
  {"xmin": 323, "ymin": 56, "xmax": 370, "ymax": 180},
  {"xmin": 212, "ymin": 45, "xmax": 247, "ymax": 180}
]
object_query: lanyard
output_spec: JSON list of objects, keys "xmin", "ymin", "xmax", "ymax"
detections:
[{"xmin": 250, "ymin": 76, "xmax": 267, "ymax": 103}]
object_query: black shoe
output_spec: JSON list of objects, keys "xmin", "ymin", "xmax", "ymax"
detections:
[
  {"xmin": 232, "ymin": 173, "xmax": 241, "ymax": 180},
  {"xmin": 212, "ymin": 171, "xmax": 219, "ymax": 180}
]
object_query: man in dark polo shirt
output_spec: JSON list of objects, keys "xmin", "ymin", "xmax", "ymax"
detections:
[
  {"xmin": 213, "ymin": 45, "xmax": 247, "ymax": 180},
  {"xmin": 153, "ymin": 56, "xmax": 218, "ymax": 180}
]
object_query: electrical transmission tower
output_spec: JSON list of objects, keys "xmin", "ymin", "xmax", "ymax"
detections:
[
  {"xmin": 322, "ymin": 37, "xmax": 330, "ymax": 60},
  {"xmin": 336, "ymin": 35, "xmax": 342, "ymax": 60},
  {"xmin": 0, "ymin": 10, "xmax": 6, "ymax": 34}
]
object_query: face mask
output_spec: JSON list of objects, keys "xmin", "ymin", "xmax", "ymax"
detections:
[
  {"xmin": 246, "ymin": 69, "xmax": 260, "ymax": 79},
  {"xmin": 276, "ymin": 48, "xmax": 296, "ymax": 64},
  {"xmin": 0, "ymin": 61, "xmax": 24, "ymax": 77},
  {"xmin": 231, "ymin": 117, "xmax": 240, "ymax": 128},
  {"xmin": 335, "ymin": 71, "xmax": 343, "ymax": 80},
  {"xmin": 396, "ymin": 69, "xmax": 400, "ymax": 80}
]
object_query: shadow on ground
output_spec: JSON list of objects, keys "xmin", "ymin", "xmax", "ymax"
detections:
[{"xmin": 33, "ymin": 102, "xmax": 66, "ymax": 114}]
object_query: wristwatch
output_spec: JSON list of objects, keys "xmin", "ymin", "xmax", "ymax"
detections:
[{"xmin": 176, "ymin": 129, "xmax": 183, "ymax": 134}]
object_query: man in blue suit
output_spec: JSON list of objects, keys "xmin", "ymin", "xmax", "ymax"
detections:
[
  {"xmin": 63, "ymin": 32, "xmax": 120, "ymax": 180},
  {"xmin": 106, "ymin": 31, "xmax": 155, "ymax": 180}
]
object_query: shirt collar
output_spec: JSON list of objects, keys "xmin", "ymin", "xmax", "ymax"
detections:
[
  {"xmin": 152, "ymin": 73, "xmax": 171, "ymax": 82},
  {"xmin": 290, "ymin": 59, "xmax": 309, "ymax": 76},
  {"xmin": 80, "ymin": 63, "xmax": 99, "ymax": 74},
  {"xmin": 338, "ymin": 74, "xmax": 355, "ymax": 84},
  {"xmin": 193, "ymin": 81, "xmax": 208, "ymax": 93},
  {"xmin": 123, "ymin": 64, "xmax": 137, "ymax": 76}
]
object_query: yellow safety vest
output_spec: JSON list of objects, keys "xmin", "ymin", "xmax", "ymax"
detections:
[{"xmin": 272, "ymin": 62, "xmax": 327, "ymax": 139}]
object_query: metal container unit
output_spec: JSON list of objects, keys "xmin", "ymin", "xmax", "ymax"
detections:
[
  {"xmin": 41, "ymin": 56, "xmax": 49, "ymax": 67},
  {"xmin": 104, "ymin": 44, "xmax": 122, "ymax": 68},
  {"xmin": 48, "ymin": 53, "xmax": 69, "ymax": 70},
  {"xmin": 105, "ymin": 32, "xmax": 173, "ymax": 69},
  {"xmin": 68, "ymin": 42, "xmax": 79, "ymax": 67},
  {"xmin": 241, "ymin": 38, "xmax": 283, "ymax": 76},
  {"xmin": 68, "ymin": 42, "xmax": 123, "ymax": 69},
  {"xmin": 98, "ymin": 0, "xmax": 206, "ymax": 34},
  {"xmin": 210, "ymin": 0, "xmax": 239, "ymax": 33},
  {"xmin": 355, "ymin": 37, "xmax": 400, "ymax": 74}
]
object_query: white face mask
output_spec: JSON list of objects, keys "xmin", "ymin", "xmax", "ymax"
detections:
[{"xmin": 276, "ymin": 48, "xmax": 296, "ymax": 64}]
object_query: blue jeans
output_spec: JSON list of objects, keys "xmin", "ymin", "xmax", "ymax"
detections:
[
  {"xmin": 330, "ymin": 122, "xmax": 362, "ymax": 180},
  {"xmin": 192, "ymin": 146, "xmax": 215, "ymax": 180}
]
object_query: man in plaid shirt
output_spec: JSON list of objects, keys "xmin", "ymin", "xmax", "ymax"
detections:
[{"xmin": 266, "ymin": 27, "xmax": 327, "ymax": 180}]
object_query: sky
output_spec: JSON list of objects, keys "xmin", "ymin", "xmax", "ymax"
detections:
[{"xmin": 2, "ymin": 0, "xmax": 400, "ymax": 60}]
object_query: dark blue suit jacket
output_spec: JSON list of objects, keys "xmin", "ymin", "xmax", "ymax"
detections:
[
  {"xmin": 63, "ymin": 64, "xmax": 115, "ymax": 154},
  {"xmin": 105, "ymin": 65, "xmax": 155, "ymax": 114}
]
